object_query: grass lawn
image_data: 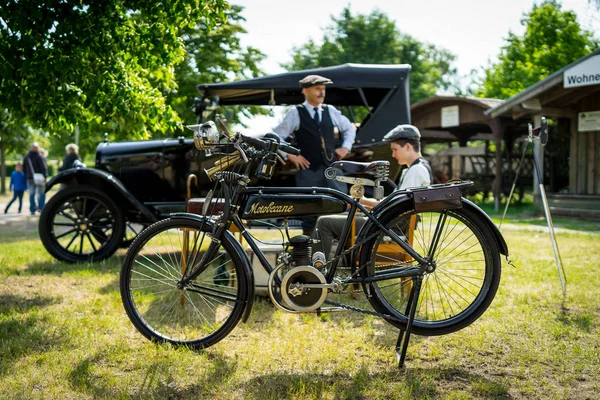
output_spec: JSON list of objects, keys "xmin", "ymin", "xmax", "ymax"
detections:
[{"xmin": 0, "ymin": 188, "xmax": 599, "ymax": 399}]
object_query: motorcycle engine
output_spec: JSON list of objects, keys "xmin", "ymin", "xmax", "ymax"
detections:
[{"xmin": 279, "ymin": 235, "xmax": 328, "ymax": 312}]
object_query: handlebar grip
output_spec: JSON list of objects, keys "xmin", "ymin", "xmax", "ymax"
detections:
[
  {"xmin": 241, "ymin": 135, "xmax": 269, "ymax": 150},
  {"xmin": 279, "ymin": 143, "xmax": 301, "ymax": 156}
]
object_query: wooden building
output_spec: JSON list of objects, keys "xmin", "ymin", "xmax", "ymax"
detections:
[
  {"xmin": 411, "ymin": 96, "xmax": 528, "ymax": 209},
  {"xmin": 486, "ymin": 48, "xmax": 600, "ymax": 218},
  {"xmin": 411, "ymin": 49, "xmax": 600, "ymax": 218}
]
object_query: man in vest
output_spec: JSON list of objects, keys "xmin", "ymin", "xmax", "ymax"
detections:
[
  {"xmin": 315, "ymin": 124, "xmax": 433, "ymax": 258},
  {"xmin": 274, "ymin": 74, "xmax": 356, "ymax": 236}
]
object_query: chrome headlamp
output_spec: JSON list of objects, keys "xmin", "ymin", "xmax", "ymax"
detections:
[{"xmin": 188, "ymin": 121, "xmax": 220, "ymax": 153}]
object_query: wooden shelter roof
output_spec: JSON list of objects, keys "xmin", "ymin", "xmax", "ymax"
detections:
[
  {"xmin": 486, "ymin": 48, "xmax": 600, "ymax": 119},
  {"xmin": 410, "ymin": 96, "xmax": 506, "ymax": 142}
]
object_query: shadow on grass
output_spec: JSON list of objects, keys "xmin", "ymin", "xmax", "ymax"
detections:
[
  {"xmin": 65, "ymin": 343, "xmax": 511, "ymax": 399},
  {"xmin": 237, "ymin": 367, "xmax": 510, "ymax": 399},
  {"xmin": 557, "ymin": 306, "xmax": 593, "ymax": 333},
  {"xmin": 0, "ymin": 294, "xmax": 66, "ymax": 377},
  {"xmin": 69, "ymin": 350, "xmax": 239, "ymax": 399},
  {"xmin": 0, "ymin": 293, "xmax": 59, "ymax": 315},
  {"xmin": 19, "ymin": 256, "xmax": 123, "ymax": 276}
]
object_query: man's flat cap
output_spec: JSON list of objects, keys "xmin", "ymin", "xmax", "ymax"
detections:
[
  {"xmin": 382, "ymin": 124, "xmax": 421, "ymax": 142},
  {"xmin": 299, "ymin": 75, "xmax": 333, "ymax": 88}
]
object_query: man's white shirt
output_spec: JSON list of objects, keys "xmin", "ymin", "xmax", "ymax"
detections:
[{"xmin": 273, "ymin": 101, "xmax": 356, "ymax": 150}]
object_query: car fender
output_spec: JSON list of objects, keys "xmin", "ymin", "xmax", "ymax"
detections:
[
  {"xmin": 171, "ymin": 213, "xmax": 255, "ymax": 323},
  {"xmin": 357, "ymin": 194, "xmax": 509, "ymax": 257},
  {"xmin": 47, "ymin": 168, "xmax": 157, "ymax": 223}
]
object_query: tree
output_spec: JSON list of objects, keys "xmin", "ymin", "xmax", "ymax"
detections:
[
  {"xmin": 476, "ymin": 0, "xmax": 598, "ymax": 194},
  {"xmin": 167, "ymin": 4, "xmax": 266, "ymax": 127},
  {"xmin": 282, "ymin": 7, "xmax": 457, "ymax": 104},
  {"xmin": 476, "ymin": 0, "xmax": 598, "ymax": 99},
  {"xmin": 0, "ymin": 0, "xmax": 228, "ymax": 145}
]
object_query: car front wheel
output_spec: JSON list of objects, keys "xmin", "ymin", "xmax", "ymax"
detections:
[{"xmin": 39, "ymin": 185, "xmax": 125, "ymax": 263}]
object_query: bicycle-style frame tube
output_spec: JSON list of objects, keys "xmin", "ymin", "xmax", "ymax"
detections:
[{"xmin": 231, "ymin": 185, "xmax": 429, "ymax": 282}]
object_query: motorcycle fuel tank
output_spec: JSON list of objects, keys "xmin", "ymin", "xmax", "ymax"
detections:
[{"xmin": 241, "ymin": 194, "xmax": 346, "ymax": 220}]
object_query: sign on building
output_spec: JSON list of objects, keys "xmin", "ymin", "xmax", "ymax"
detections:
[
  {"xmin": 441, "ymin": 105, "xmax": 459, "ymax": 128},
  {"xmin": 578, "ymin": 111, "xmax": 600, "ymax": 132},
  {"xmin": 564, "ymin": 55, "xmax": 600, "ymax": 88}
]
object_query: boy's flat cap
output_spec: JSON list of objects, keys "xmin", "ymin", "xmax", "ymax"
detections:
[
  {"xmin": 299, "ymin": 75, "xmax": 333, "ymax": 88},
  {"xmin": 382, "ymin": 124, "xmax": 421, "ymax": 142}
]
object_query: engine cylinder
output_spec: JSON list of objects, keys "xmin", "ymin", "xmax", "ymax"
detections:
[{"xmin": 289, "ymin": 234, "xmax": 312, "ymax": 266}]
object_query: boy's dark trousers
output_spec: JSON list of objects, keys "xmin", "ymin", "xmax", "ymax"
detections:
[{"xmin": 4, "ymin": 190, "xmax": 25, "ymax": 213}]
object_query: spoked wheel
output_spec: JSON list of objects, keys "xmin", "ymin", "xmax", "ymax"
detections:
[
  {"xmin": 39, "ymin": 185, "xmax": 125, "ymax": 263},
  {"xmin": 120, "ymin": 222, "xmax": 149, "ymax": 248},
  {"xmin": 120, "ymin": 218, "xmax": 249, "ymax": 349},
  {"xmin": 359, "ymin": 205, "xmax": 501, "ymax": 336}
]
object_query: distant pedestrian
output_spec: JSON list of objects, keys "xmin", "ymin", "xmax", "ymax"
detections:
[
  {"xmin": 59, "ymin": 143, "xmax": 81, "ymax": 171},
  {"xmin": 4, "ymin": 162, "xmax": 27, "ymax": 214},
  {"xmin": 23, "ymin": 142, "xmax": 48, "ymax": 215}
]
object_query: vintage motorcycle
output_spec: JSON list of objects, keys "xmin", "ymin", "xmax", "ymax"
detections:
[{"xmin": 119, "ymin": 122, "xmax": 509, "ymax": 367}]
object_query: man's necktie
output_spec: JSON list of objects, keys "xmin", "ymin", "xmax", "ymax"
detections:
[{"xmin": 313, "ymin": 108, "xmax": 320, "ymax": 124}]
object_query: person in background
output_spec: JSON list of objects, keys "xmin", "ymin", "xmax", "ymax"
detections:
[
  {"xmin": 23, "ymin": 142, "xmax": 48, "ymax": 215},
  {"xmin": 315, "ymin": 124, "xmax": 433, "ymax": 258},
  {"xmin": 273, "ymin": 74, "xmax": 356, "ymax": 236},
  {"xmin": 59, "ymin": 143, "xmax": 82, "ymax": 171},
  {"xmin": 4, "ymin": 162, "xmax": 27, "ymax": 214}
]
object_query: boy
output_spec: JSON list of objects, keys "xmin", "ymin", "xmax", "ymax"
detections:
[
  {"xmin": 4, "ymin": 162, "xmax": 27, "ymax": 214},
  {"xmin": 315, "ymin": 124, "xmax": 433, "ymax": 257}
]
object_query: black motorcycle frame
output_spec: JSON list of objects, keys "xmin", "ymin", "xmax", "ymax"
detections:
[
  {"xmin": 121, "ymin": 130, "xmax": 508, "ymax": 369},
  {"xmin": 175, "ymin": 142, "xmax": 504, "ymax": 368}
]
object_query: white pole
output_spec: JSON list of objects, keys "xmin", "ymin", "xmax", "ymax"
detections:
[{"xmin": 528, "ymin": 119, "xmax": 567, "ymax": 296}]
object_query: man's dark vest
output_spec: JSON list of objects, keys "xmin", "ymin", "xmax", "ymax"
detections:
[
  {"xmin": 399, "ymin": 157, "xmax": 434, "ymax": 187},
  {"xmin": 296, "ymin": 105, "xmax": 336, "ymax": 171}
]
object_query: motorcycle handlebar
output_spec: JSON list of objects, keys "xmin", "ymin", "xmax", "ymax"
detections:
[
  {"xmin": 279, "ymin": 143, "xmax": 301, "ymax": 156},
  {"xmin": 240, "ymin": 134, "xmax": 269, "ymax": 150},
  {"xmin": 240, "ymin": 134, "xmax": 301, "ymax": 156}
]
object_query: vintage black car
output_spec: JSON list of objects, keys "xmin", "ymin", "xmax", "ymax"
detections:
[{"xmin": 40, "ymin": 63, "xmax": 412, "ymax": 263}]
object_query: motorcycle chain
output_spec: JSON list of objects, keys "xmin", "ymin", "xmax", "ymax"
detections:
[{"xmin": 323, "ymin": 298, "xmax": 406, "ymax": 324}]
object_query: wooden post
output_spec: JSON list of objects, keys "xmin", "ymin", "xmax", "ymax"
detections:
[
  {"xmin": 569, "ymin": 116, "xmax": 577, "ymax": 193},
  {"xmin": 487, "ymin": 119, "xmax": 506, "ymax": 211}
]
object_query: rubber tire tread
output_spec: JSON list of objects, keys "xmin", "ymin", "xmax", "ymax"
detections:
[
  {"xmin": 39, "ymin": 185, "xmax": 125, "ymax": 263},
  {"xmin": 358, "ymin": 203, "xmax": 501, "ymax": 336},
  {"xmin": 120, "ymin": 217, "xmax": 248, "ymax": 349}
]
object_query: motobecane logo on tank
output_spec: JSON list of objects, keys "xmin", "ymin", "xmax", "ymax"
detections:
[{"xmin": 248, "ymin": 201, "xmax": 294, "ymax": 215}]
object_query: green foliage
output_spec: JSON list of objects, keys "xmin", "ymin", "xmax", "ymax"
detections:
[
  {"xmin": 476, "ymin": 0, "xmax": 598, "ymax": 99},
  {"xmin": 0, "ymin": 110, "xmax": 31, "ymax": 157},
  {"xmin": 282, "ymin": 7, "xmax": 457, "ymax": 105},
  {"xmin": 166, "ymin": 4, "xmax": 266, "ymax": 128},
  {"xmin": 0, "ymin": 0, "xmax": 228, "ymax": 143}
]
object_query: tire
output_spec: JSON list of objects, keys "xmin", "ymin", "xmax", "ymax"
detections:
[
  {"xmin": 39, "ymin": 185, "xmax": 125, "ymax": 263},
  {"xmin": 120, "ymin": 218, "xmax": 248, "ymax": 349},
  {"xmin": 359, "ymin": 204, "xmax": 501, "ymax": 336}
]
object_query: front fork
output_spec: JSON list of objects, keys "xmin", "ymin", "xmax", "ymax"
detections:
[{"xmin": 178, "ymin": 178, "xmax": 240, "ymax": 289}]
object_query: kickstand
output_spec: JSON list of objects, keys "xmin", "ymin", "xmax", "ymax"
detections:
[{"xmin": 395, "ymin": 275, "xmax": 423, "ymax": 369}]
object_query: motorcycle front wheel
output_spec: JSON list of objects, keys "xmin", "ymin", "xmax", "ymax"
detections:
[{"xmin": 120, "ymin": 217, "xmax": 249, "ymax": 349}]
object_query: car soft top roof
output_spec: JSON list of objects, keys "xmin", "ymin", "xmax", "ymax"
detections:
[
  {"xmin": 196, "ymin": 63, "xmax": 411, "ymax": 106},
  {"xmin": 196, "ymin": 63, "xmax": 412, "ymax": 147}
]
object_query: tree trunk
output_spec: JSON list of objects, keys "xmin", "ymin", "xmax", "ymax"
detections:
[{"xmin": 0, "ymin": 138, "xmax": 6, "ymax": 194}]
